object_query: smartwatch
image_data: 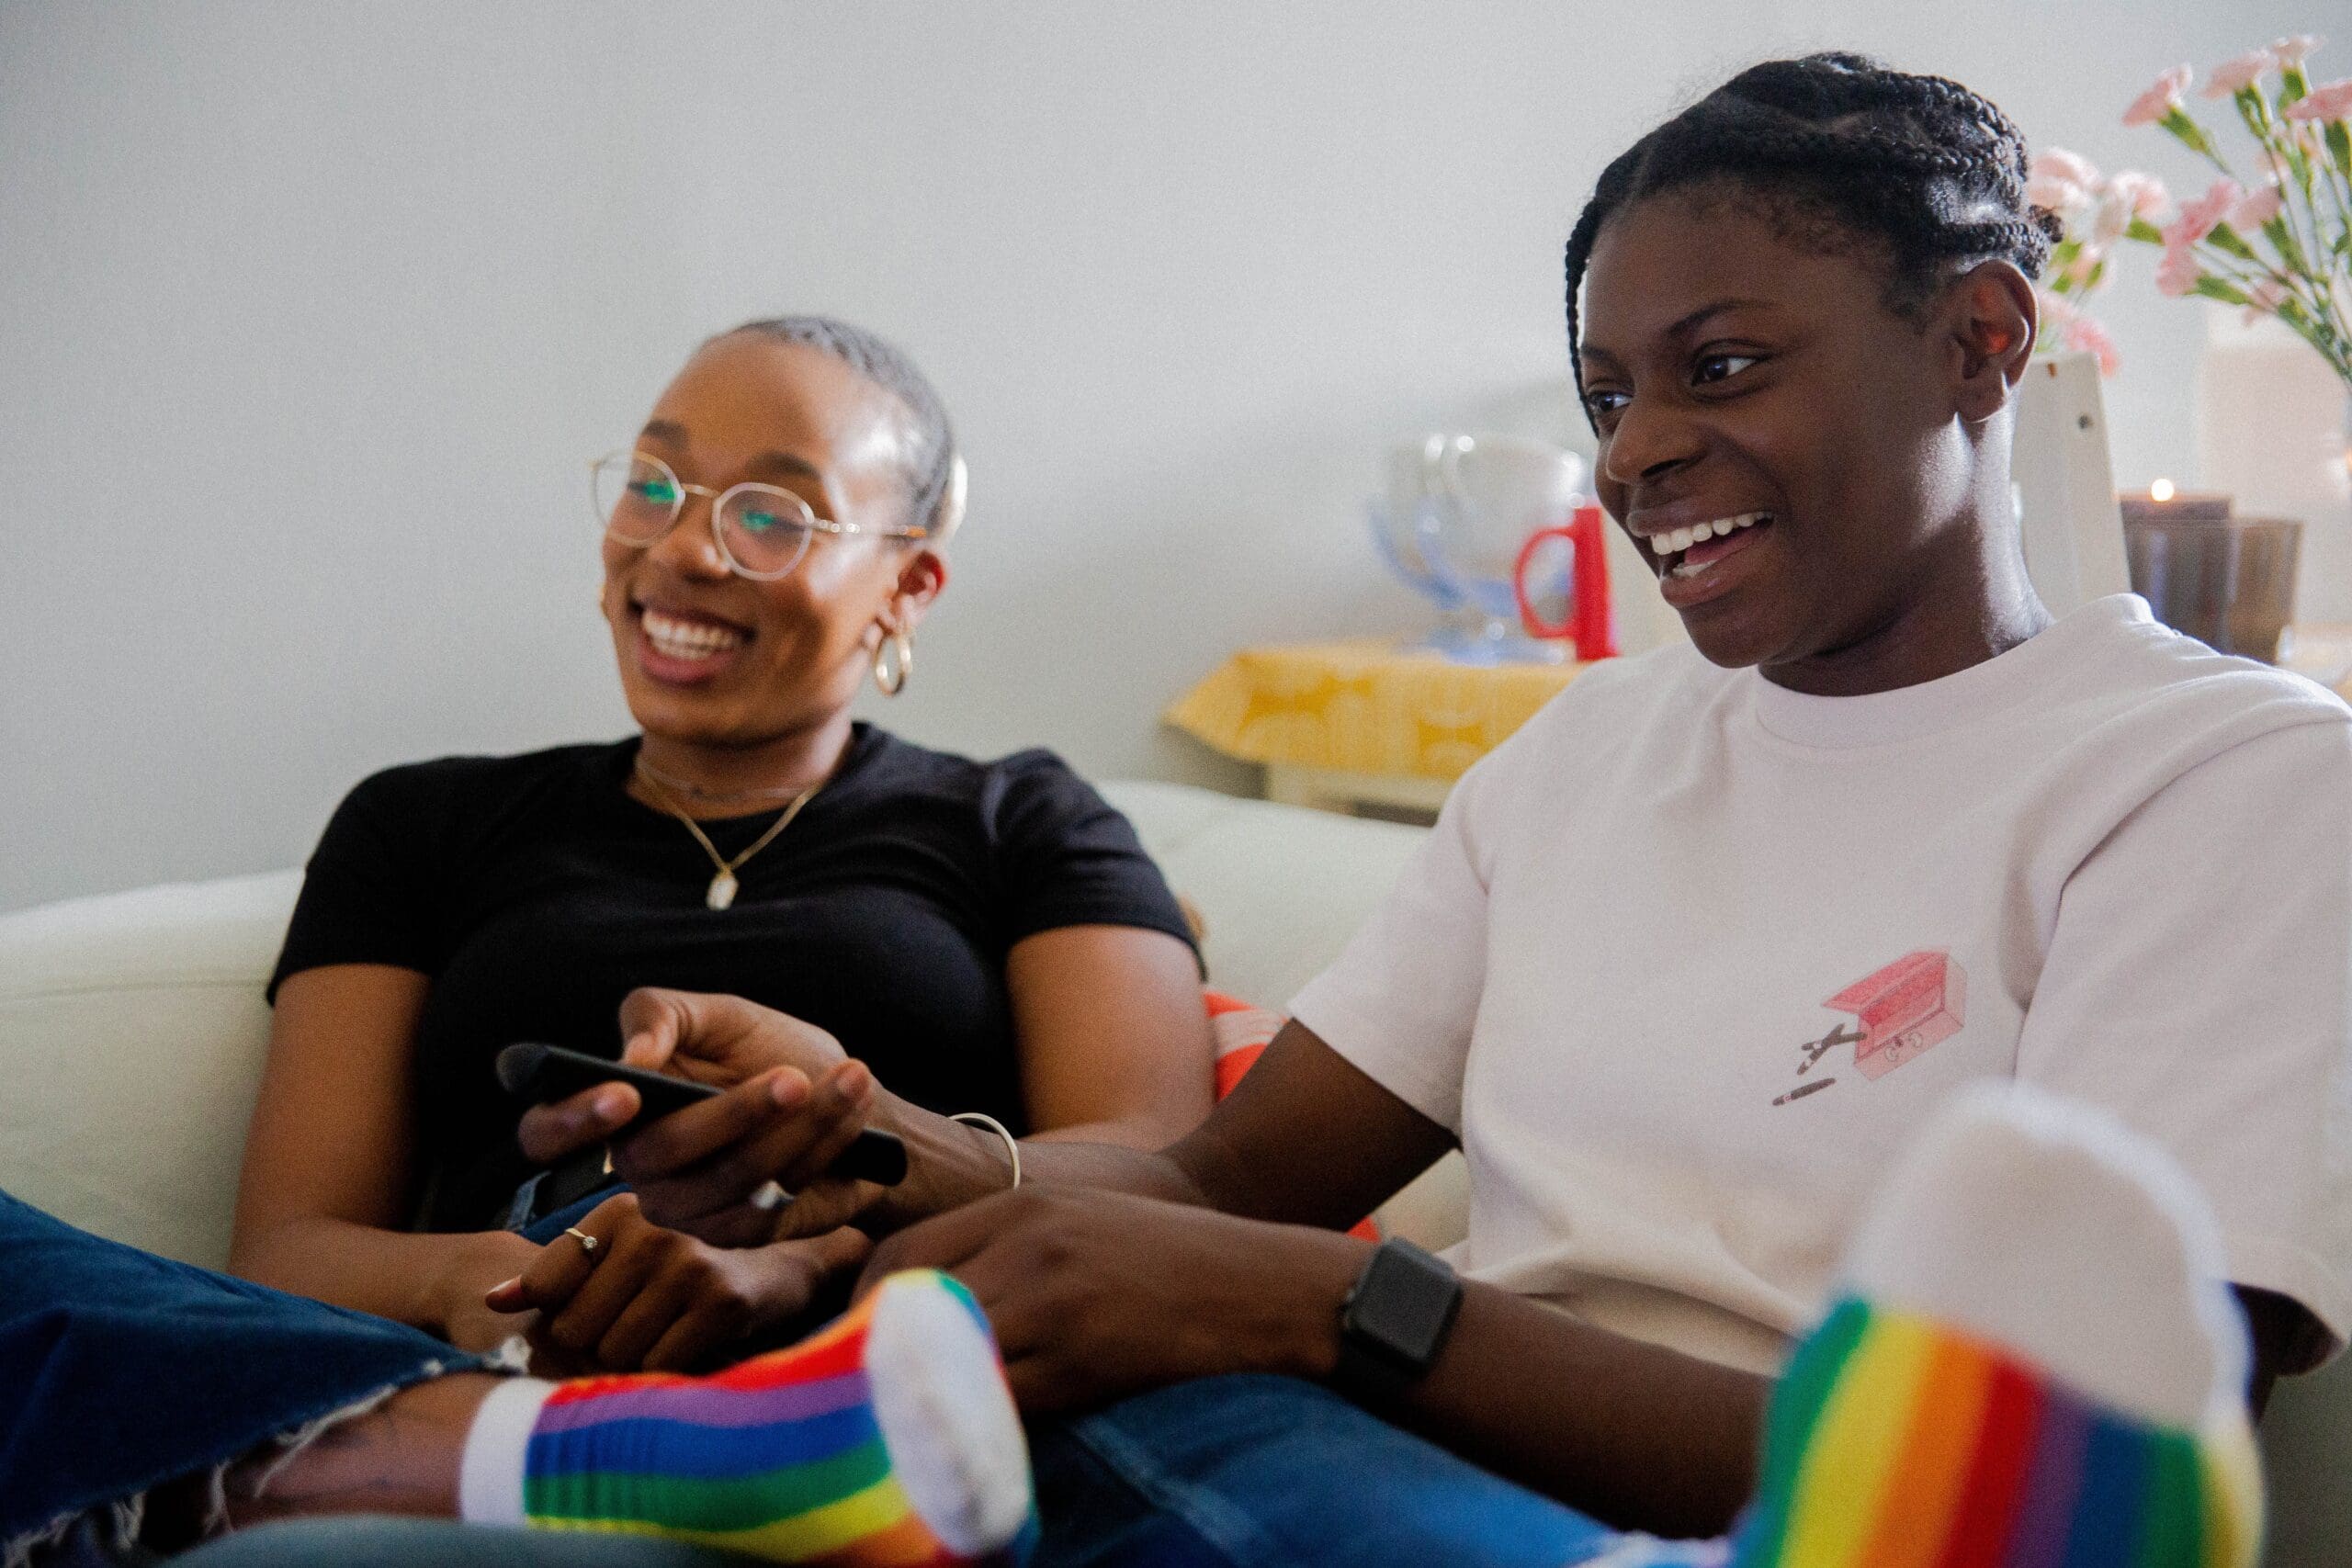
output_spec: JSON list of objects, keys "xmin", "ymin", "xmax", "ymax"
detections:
[{"xmin": 1335, "ymin": 1237, "xmax": 1464, "ymax": 1396}]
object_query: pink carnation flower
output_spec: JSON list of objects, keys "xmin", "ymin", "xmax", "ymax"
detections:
[
  {"xmin": 2282, "ymin": 77, "xmax": 2352, "ymax": 120},
  {"xmin": 2125, "ymin": 64, "xmax": 2193, "ymax": 126},
  {"xmin": 2202, "ymin": 50, "xmax": 2272, "ymax": 97},
  {"xmin": 2030, "ymin": 148, "xmax": 2099, "ymax": 186},
  {"xmin": 2233, "ymin": 184, "xmax": 2283, "ymax": 228},
  {"xmin": 2026, "ymin": 148, "xmax": 2098, "ymax": 212},
  {"xmin": 2109, "ymin": 170, "xmax": 2171, "ymax": 221},
  {"xmin": 2272, "ymin": 36, "xmax": 2324, "ymax": 70},
  {"xmin": 2154, "ymin": 243, "xmax": 2203, "ymax": 299},
  {"xmin": 2161, "ymin": 179, "xmax": 2242, "ymax": 247},
  {"xmin": 2026, "ymin": 175, "xmax": 2086, "ymax": 215},
  {"xmin": 2241, "ymin": 278, "xmax": 2288, "ymax": 325},
  {"xmin": 2064, "ymin": 315, "xmax": 2121, "ymax": 376},
  {"xmin": 2086, "ymin": 186, "xmax": 2132, "ymax": 243}
]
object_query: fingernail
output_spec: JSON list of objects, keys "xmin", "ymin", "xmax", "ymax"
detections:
[
  {"xmin": 594, "ymin": 1087, "xmax": 629, "ymax": 1121},
  {"xmin": 485, "ymin": 1277, "xmax": 523, "ymax": 1304},
  {"xmin": 832, "ymin": 1061, "xmax": 872, "ymax": 1100},
  {"xmin": 769, "ymin": 1071, "xmax": 808, "ymax": 1108}
]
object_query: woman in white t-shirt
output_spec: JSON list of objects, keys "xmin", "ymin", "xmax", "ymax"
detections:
[{"xmin": 521, "ymin": 52, "xmax": 2352, "ymax": 1559}]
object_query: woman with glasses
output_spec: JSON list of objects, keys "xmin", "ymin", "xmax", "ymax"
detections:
[{"xmin": 224, "ymin": 316, "xmax": 1215, "ymax": 1376}]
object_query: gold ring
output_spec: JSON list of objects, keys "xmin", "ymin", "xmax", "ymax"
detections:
[{"xmin": 563, "ymin": 1226, "xmax": 600, "ymax": 1255}]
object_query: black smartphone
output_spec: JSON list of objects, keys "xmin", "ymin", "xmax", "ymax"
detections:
[{"xmin": 495, "ymin": 1042, "xmax": 909, "ymax": 1186}]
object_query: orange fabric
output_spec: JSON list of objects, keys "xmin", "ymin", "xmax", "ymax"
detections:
[
  {"xmin": 1213, "ymin": 1044, "xmax": 1264, "ymax": 1100},
  {"xmin": 1204, "ymin": 990, "xmax": 1380, "ymax": 1241}
]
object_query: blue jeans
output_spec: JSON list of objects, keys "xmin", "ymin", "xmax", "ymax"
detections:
[
  {"xmin": 1028, "ymin": 1375, "xmax": 1718, "ymax": 1568},
  {"xmin": 0, "ymin": 1190, "xmax": 486, "ymax": 1557}
]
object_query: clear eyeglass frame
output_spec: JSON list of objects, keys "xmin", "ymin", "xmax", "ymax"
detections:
[{"xmin": 591, "ymin": 449, "xmax": 932, "ymax": 582}]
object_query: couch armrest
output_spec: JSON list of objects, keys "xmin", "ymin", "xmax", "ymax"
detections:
[{"xmin": 0, "ymin": 870, "xmax": 299, "ymax": 1267}]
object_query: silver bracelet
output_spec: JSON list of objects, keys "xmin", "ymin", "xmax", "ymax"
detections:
[{"xmin": 948, "ymin": 1111, "xmax": 1022, "ymax": 1191}]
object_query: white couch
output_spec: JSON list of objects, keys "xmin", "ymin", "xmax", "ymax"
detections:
[{"xmin": 1, "ymin": 779, "xmax": 2342, "ymax": 1560}]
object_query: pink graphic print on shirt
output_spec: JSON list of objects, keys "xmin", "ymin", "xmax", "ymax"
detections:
[{"xmin": 1823, "ymin": 951, "xmax": 1967, "ymax": 1079}]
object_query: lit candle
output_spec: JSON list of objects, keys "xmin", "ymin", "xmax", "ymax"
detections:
[
  {"xmin": 2119, "ymin": 479, "xmax": 2232, "ymax": 525},
  {"xmin": 2118, "ymin": 479, "xmax": 2301, "ymax": 665}
]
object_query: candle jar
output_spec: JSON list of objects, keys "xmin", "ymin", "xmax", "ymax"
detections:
[
  {"xmin": 2118, "ymin": 491, "xmax": 2233, "ymax": 525},
  {"xmin": 2122, "ymin": 512, "xmax": 2303, "ymax": 664}
]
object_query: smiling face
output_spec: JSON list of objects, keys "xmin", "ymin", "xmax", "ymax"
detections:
[
  {"xmin": 600, "ymin": 332, "xmax": 942, "ymax": 750},
  {"xmin": 1577, "ymin": 186, "xmax": 2023, "ymax": 690}
]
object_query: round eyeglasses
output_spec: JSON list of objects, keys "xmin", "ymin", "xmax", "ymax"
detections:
[{"xmin": 592, "ymin": 450, "xmax": 932, "ymax": 581}]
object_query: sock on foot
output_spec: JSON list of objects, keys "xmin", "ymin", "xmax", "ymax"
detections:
[
  {"xmin": 1732, "ymin": 1082, "xmax": 2263, "ymax": 1568},
  {"xmin": 458, "ymin": 1268, "xmax": 1036, "ymax": 1565}
]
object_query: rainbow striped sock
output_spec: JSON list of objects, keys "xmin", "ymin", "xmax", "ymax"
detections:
[
  {"xmin": 1728, "ymin": 1295, "xmax": 2261, "ymax": 1568},
  {"xmin": 1717, "ymin": 1083, "xmax": 2270, "ymax": 1568},
  {"xmin": 460, "ymin": 1269, "xmax": 1036, "ymax": 1565}
]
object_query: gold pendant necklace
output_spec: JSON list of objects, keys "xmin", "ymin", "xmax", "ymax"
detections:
[{"xmin": 635, "ymin": 763, "xmax": 821, "ymax": 910}]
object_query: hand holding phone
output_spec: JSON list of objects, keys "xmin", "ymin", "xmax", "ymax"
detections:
[{"xmin": 497, "ymin": 1042, "xmax": 908, "ymax": 1187}]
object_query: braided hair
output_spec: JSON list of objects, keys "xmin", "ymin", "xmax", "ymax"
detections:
[
  {"xmin": 720, "ymin": 315, "xmax": 963, "ymax": 540},
  {"xmin": 1562, "ymin": 53, "xmax": 2061, "ymax": 422}
]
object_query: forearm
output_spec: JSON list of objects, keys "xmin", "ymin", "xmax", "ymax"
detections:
[
  {"xmin": 232, "ymin": 1216, "xmax": 529, "ymax": 1337},
  {"xmin": 1024, "ymin": 1113, "xmax": 1188, "ymax": 1152},
  {"xmin": 868, "ymin": 1096, "xmax": 1208, "ymax": 1230},
  {"xmin": 1257, "ymin": 1229, "xmax": 1767, "ymax": 1536},
  {"xmin": 1396, "ymin": 1280, "xmax": 1765, "ymax": 1533},
  {"xmin": 870, "ymin": 1061, "xmax": 1399, "ymax": 1235}
]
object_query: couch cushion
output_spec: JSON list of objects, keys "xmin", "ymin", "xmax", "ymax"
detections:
[
  {"xmin": 0, "ymin": 870, "xmax": 299, "ymax": 1268},
  {"xmin": 1101, "ymin": 781, "xmax": 1425, "ymax": 1010}
]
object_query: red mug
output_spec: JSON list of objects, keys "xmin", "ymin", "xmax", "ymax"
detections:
[{"xmin": 1513, "ymin": 504, "xmax": 1618, "ymax": 661}]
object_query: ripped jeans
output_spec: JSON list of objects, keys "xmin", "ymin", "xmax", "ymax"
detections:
[{"xmin": 0, "ymin": 1190, "xmax": 486, "ymax": 1561}]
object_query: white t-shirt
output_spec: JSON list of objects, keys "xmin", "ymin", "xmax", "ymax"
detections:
[{"xmin": 1291, "ymin": 595, "xmax": 2352, "ymax": 1374}]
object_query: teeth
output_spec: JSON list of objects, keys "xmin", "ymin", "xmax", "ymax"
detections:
[
  {"xmin": 1647, "ymin": 513, "xmax": 1770, "ymax": 558},
  {"xmin": 642, "ymin": 608, "xmax": 745, "ymax": 659}
]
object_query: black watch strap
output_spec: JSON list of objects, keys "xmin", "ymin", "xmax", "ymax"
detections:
[{"xmin": 1335, "ymin": 1236, "xmax": 1464, "ymax": 1397}]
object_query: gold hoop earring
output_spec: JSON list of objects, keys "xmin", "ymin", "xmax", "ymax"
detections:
[{"xmin": 873, "ymin": 627, "xmax": 913, "ymax": 697}]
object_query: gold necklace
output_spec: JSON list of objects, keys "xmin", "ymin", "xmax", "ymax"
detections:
[{"xmin": 634, "ymin": 763, "xmax": 820, "ymax": 910}]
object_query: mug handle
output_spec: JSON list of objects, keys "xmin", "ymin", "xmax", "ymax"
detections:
[
  {"xmin": 1512, "ymin": 504, "xmax": 1619, "ymax": 661},
  {"xmin": 1513, "ymin": 525, "xmax": 1580, "ymax": 640}
]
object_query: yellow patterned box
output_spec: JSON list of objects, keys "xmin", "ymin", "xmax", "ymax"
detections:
[{"xmin": 1166, "ymin": 643, "xmax": 1586, "ymax": 784}]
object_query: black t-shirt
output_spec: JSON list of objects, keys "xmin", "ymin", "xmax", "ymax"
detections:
[{"xmin": 268, "ymin": 726, "xmax": 1196, "ymax": 1231}]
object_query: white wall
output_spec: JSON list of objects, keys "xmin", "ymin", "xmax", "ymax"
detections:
[{"xmin": 4, "ymin": 0, "xmax": 2339, "ymax": 910}]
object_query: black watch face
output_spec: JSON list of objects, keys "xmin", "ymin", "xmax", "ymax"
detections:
[{"xmin": 1351, "ymin": 1242, "xmax": 1460, "ymax": 1368}]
